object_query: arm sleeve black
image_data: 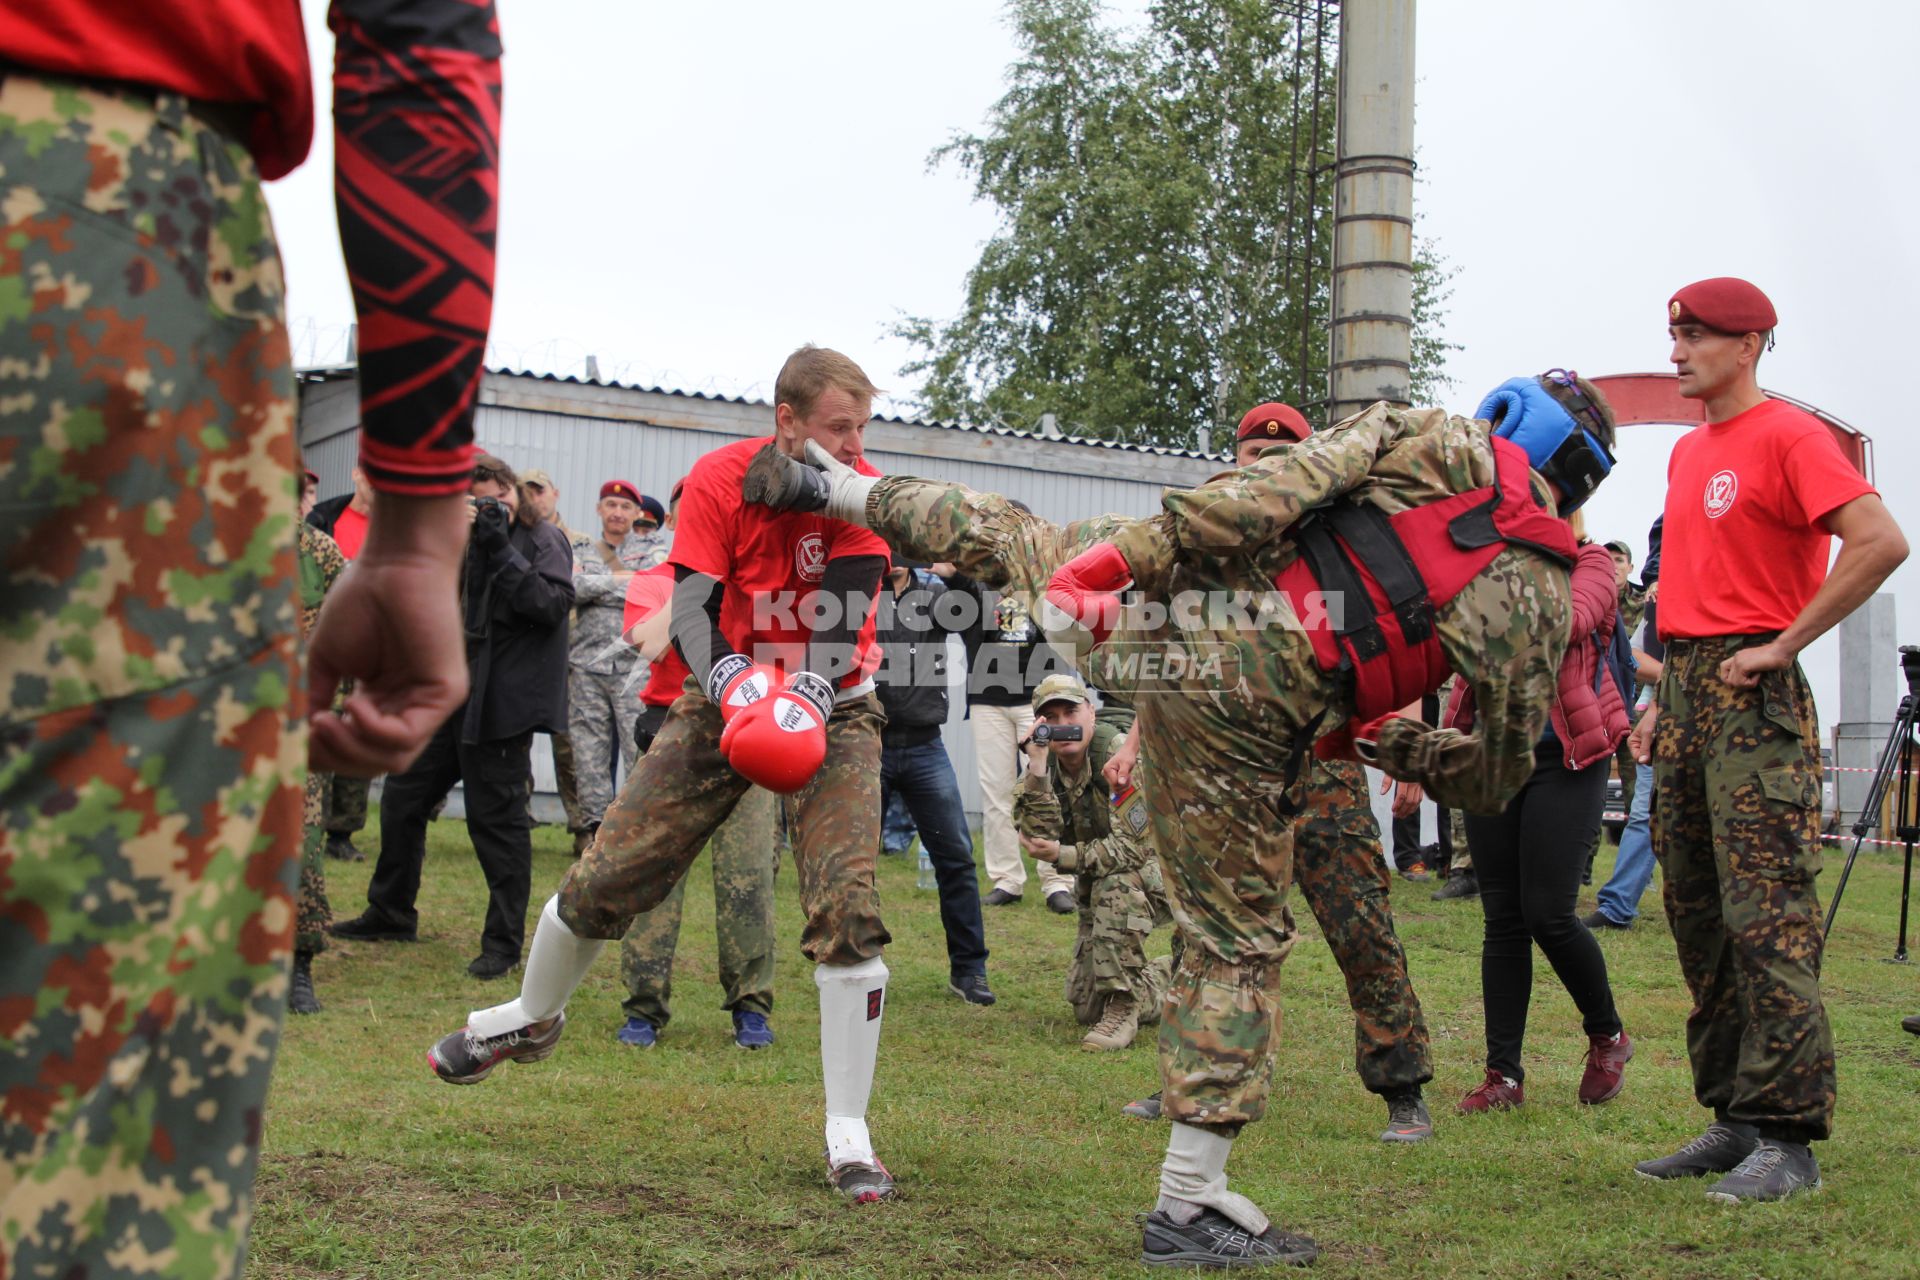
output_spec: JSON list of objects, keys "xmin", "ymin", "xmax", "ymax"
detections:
[
  {"xmin": 669, "ymin": 566, "xmax": 733, "ymax": 694},
  {"xmin": 807, "ymin": 555, "xmax": 887, "ymax": 682}
]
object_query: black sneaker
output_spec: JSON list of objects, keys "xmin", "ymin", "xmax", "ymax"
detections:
[
  {"xmin": 1582, "ymin": 909, "xmax": 1631, "ymax": 931},
  {"xmin": 949, "ymin": 973, "xmax": 997, "ymax": 1006},
  {"xmin": 324, "ymin": 834, "xmax": 365, "ymax": 862},
  {"xmin": 1046, "ymin": 890, "xmax": 1076, "ymax": 915},
  {"xmin": 982, "ymin": 888, "xmax": 1022, "ymax": 907},
  {"xmin": 328, "ymin": 912, "xmax": 417, "ymax": 943},
  {"xmin": 1634, "ymin": 1122, "xmax": 1758, "ymax": 1180},
  {"xmin": 1431, "ymin": 872, "xmax": 1478, "ymax": 901},
  {"xmin": 1381, "ymin": 1092, "xmax": 1432, "ymax": 1143},
  {"xmin": 1122, "ymin": 1091, "xmax": 1164, "ymax": 1121},
  {"xmin": 467, "ymin": 953, "xmax": 516, "ymax": 980},
  {"xmin": 1705, "ymin": 1139, "xmax": 1822, "ymax": 1204},
  {"xmin": 427, "ymin": 1013, "xmax": 566, "ymax": 1084},
  {"xmin": 1902, "ymin": 1013, "xmax": 1920, "ymax": 1036},
  {"xmin": 1141, "ymin": 1207, "xmax": 1317, "ymax": 1268}
]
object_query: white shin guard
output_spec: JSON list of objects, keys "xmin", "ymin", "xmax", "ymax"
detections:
[
  {"xmin": 1156, "ymin": 1122, "xmax": 1270, "ymax": 1236},
  {"xmin": 802, "ymin": 439, "xmax": 881, "ymax": 527},
  {"xmin": 466, "ymin": 896, "xmax": 604, "ymax": 1039},
  {"xmin": 815, "ymin": 955, "xmax": 889, "ymax": 1167}
]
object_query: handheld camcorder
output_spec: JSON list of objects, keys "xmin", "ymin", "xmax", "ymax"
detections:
[{"xmin": 1029, "ymin": 723, "xmax": 1084, "ymax": 746}]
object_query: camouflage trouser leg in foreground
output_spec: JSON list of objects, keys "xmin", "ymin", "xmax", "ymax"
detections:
[
  {"xmin": 561, "ymin": 690, "xmax": 888, "ymax": 966},
  {"xmin": 1653, "ymin": 636, "xmax": 1834, "ymax": 1142},
  {"xmin": 619, "ymin": 784, "xmax": 780, "ymax": 1028},
  {"xmin": 1292, "ymin": 760, "xmax": 1433, "ymax": 1095},
  {"xmin": 550, "ymin": 730, "xmax": 581, "ymax": 832},
  {"xmin": 0, "ymin": 76, "xmax": 301, "ymax": 1280}
]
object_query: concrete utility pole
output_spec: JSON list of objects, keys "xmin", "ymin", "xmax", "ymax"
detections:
[{"xmin": 1328, "ymin": 0, "xmax": 1416, "ymax": 425}]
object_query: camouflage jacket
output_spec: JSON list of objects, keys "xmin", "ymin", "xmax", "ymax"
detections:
[
  {"xmin": 297, "ymin": 521, "xmax": 347, "ymax": 641},
  {"xmin": 1102, "ymin": 403, "xmax": 1576, "ymax": 815},
  {"xmin": 1013, "ymin": 722, "xmax": 1154, "ymax": 879},
  {"xmin": 568, "ymin": 527, "xmax": 669, "ymax": 673}
]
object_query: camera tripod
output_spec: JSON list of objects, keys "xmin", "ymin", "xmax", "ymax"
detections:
[{"xmin": 1823, "ymin": 645, "xmax": 1920, "ymax": 962}]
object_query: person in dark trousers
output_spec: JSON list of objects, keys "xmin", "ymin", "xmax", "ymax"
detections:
[
  {"xmin": 1454, "ymin": 515, "xmax": 1636, "ymax": 1115},
  {"xmin": 876, "ymin": 559, "xmax": 995, "ymax": 1004},
  {"xmin": 332, "ymin": 454, "xmax": 575, "ymax": 978}
]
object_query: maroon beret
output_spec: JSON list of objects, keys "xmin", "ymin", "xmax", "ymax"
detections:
[
  {"xmin": 1668, "ymin": 277, "xmax": 1777, "ymax": 335},
  {"xmin": 599, "ymin": 479, "xmax": 641, "ymax": 504},
  {"xmin": 1235, "ymin": 401, "xmax": 1311, "ymax": 444},
  {"xmin": 669, "ymin": 477, "xmax": 686, "ymax": 507}
]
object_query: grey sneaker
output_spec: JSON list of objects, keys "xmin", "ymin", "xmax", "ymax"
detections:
[
  {"xmin": 1141, "ymin": 1207, "xmax": 1317, "ymax": 1268},
  {"xmin": 1381, "ymin": 1093, "xmax": 1433, "ymax": 1143},
  {"xmin": 427, "ymin": 1014, "xmax": 566, "ymax": 1084},
  {"xmin": 1705, "ymin": 1139, "xmax": 1822, "ymax": 1204},
  {"xmin": 826, "ymin": 1156, "xmax": 896, "ymax": 1204},
  {"xmin": 1122, "ymin": 1091, "xmax": 1164, "ymax": 1121},
  {"xmin": 1634, "ymin": 1122, "xmax": 1758, "ymax": 1180}
]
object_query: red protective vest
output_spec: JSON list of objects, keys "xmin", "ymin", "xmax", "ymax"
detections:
[{"xmin": 1272, "ymin": 435, "xmax": 1577, "ymax": 722}]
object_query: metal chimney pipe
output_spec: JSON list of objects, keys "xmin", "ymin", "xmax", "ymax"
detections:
[{"xmin": 1328, "ymin": 0, "xmax": 1416, "ymax": 424}]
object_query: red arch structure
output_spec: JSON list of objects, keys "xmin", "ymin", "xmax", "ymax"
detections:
[{"xmin": 1590, "ymin": 372, "xmax": 1873, "ymax": 480}]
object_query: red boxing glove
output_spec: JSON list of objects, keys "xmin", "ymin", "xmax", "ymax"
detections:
[
  {"xmin": 1044, "ymin": 542, "xmax": 1132, "ymax": 648},
  {"xmin": 1314, "ymin": 713, "xmax": 1401, "ymax": 763},
  {"xmin": 706, "ymin": 653, "xmax": 782, "ymax": 724},
  {"xmin": 718, "ymin": 671, "xmax": 834, "ymax": 793}
]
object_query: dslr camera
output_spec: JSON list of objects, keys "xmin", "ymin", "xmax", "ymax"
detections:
[
  {"xmin": 1029, "ymin": 722, "xmax": 1084, "ymax": 746},
  {"xmin": 470, "ymin": 494, "xmax": 512, "ymax": 543}
]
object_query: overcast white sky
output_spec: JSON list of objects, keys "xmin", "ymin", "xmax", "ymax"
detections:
[{"xmin": 266, "ymin": 0, "xmax": 1920, "ymax": 724}]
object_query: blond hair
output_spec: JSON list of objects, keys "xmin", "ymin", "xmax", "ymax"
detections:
[
  {"xmin": 774, "ymin": 345, "xmax": 880, "ymax": 421},
  {"xmin": 1566, "ymin": 508, "xmax": 1589, "ymax": 542}
]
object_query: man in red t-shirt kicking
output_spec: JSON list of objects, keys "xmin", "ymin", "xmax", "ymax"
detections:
[
  {"xmin": 1628, "ymin": 278, "xmax": 1907, "ymax": 1203},
  {"xmin": 426, "ymin": 346, "xmax": 900, "ymax": 1203}
]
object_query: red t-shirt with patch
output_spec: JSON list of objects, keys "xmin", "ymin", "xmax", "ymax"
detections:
[
  {"xmin": 331, "ymin": 504, "xmax": 370, "ymax": 560},
  {"xmin": 668, "ymin": 437, "xmax": 888, "ymax": 688},
  {"xmin": 1658, "ymin": 398, "xmax": 1875, "ymax": 640}
]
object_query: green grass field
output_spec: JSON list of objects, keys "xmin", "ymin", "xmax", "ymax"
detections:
[{"xmin": 251, "ymin": 816, "xmax": 1920, "ymax": 1279}]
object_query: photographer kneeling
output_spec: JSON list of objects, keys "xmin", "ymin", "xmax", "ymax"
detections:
[
  {"xmin": 333, "ymin": 454, "xmax": 576, "ymax": 979},
  {"xmin": 1014, "ymin": 674, "xmax": 1171, "ymax": 1050}
]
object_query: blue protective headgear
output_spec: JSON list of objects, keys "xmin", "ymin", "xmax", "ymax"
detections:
[{"xmin": 1473, "ymin": 370, "xmax": 1615, "ymax": 513}]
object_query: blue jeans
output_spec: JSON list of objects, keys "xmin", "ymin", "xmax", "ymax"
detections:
[
  {"xmin": 880, "ymin": 738, "xmax": 989, "ymax": 977},
  {"xmin": 1596, "ymin": 761, "xmax": 1656, "ymax": 924},
  {"xmin": 880, "ymin": 788, "xmax": 918, "ymax": 855}
]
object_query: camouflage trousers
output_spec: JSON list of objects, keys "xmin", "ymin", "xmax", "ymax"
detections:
[
  {"xmin": 560, "ymin": 685, "xmax": 888, "ymax": 966},
  {"xmin": 326, "ymin": 770, "xmax": 371, "ymax": 837},
  {"xmin": 0, "ymin": 76, "xmax": 301, "ymax": 1280},
  {"xmin": 567, "ymin": 665, "xmax": 640, "ymax": 831},
  {"xmin": 1293, "ymin": 760, "xmax": 1433, "ymax": 1095},
  {"xmin": 1066, "ymin": 863, "xmax": 1171, "ymax": 1025},
  {"xmin": 550, "ymin": 730, "xmax": 580, "ymax": 832},
  {"xmin": 1653, "ymin": 635, "xmax": 1834, "ymax": 1142},
  {"xmin": 867, "ymin": 474, "xmax": 1337, "ymax": 1133},
  {"xmin": 619, "ymin": 785, "xmax": 778, "ymax": 1028},
  {"xmin": 299, "ymin": 767, "xmax": 335, "ymax": 955}
]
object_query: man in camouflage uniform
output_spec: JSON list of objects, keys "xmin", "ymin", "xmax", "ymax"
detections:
[
  {"xmin": 744, "ymin": 382, "xmax": 1598, "ymax": 1266},
  {"xmin": 1014, "ymin": 674, "xmax": 1170, "ymax": 1050},
  {"xmin": 294, "ymin": 521, "xmax": 350, "ymax": 1015},
  {"xmin": 0, "ymin": 3, "xmax": 500, "ymax": 1273},
  {"xmin": 567, "ymin": 478, "xmax": 670, "ymax": 854},
  {"xmin": 1629, "ymin": 278, "xmax": 1907, "ymax": 1203}
]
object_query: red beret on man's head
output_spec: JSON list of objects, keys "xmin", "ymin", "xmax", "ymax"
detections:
[
  {"xmin": 1235, "ymin": 402, "xmax": 1312, "ymax": 444},
  {"xmin": 1668, "ymin": 277, "xmax": 1777, "ymax": 336},
  {"xmin": 600, "ymin": 479, "xmax": 641, "ymax": 504}
]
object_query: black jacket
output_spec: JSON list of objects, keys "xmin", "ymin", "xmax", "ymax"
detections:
[
  {"xmin": 306, "ymin": 493, "xmax": 355, "ymax": 540},
  {"xmin": 875, "ymin": 571, "xmax": 964, "ymax": 745},
  {"xmin": 460, "ymin": 519, "xmax": 575, "ymax": 743},
  {"xmin": 946, "ymin": 571, "xmax": 1073, "ymax": 708}
]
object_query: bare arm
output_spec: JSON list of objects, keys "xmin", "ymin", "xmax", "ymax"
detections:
[{"xmin": 1719, "ymin": 494, "xmax": 1908, "ymax": 688}]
